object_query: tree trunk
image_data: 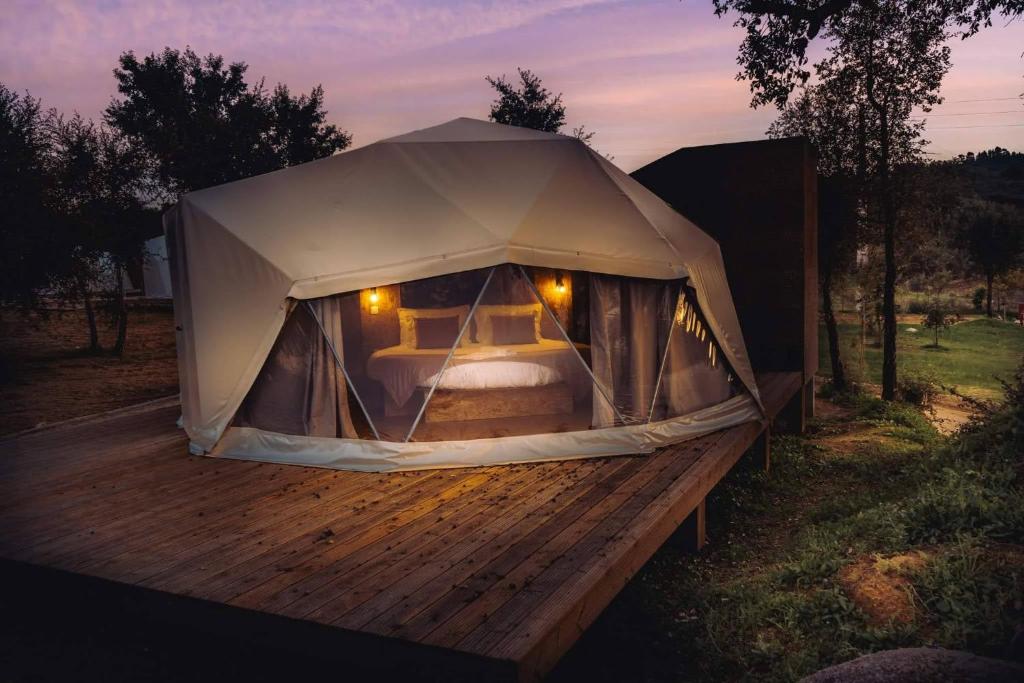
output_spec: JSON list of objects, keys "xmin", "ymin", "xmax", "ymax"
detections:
[
  {"xmin": 822, "ymin": 267, "xmax": 847, "ymax": 391},
  {"xmin": 79, "ymin": 277, "xmax": 100, "ymax": 354},
  {"xmin": 986, "ymin": 272, "xmax": 994, "ymax": 318},
  {"xmin": 113, "ymin": 264, "xmax": 128, "ymax": 357},
  {"xmin": 879, "ymin": 115, "xmax": 898, "ymax": 401}
]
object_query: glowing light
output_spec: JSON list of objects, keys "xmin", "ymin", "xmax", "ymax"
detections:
[
  {"xmin": 369, "ymin": 287, "xmax": 380, "ymax": 315},
  {"xmin": 555, "ymin": 271, "xmax": 567, "ymax": 295}
]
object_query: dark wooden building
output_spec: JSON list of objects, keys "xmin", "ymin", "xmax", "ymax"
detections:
[{"xmin": 632, "ymin": 137, "xmax": 818, "ymax": 429}]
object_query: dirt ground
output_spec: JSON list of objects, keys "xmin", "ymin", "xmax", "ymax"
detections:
[{"xmin": 0, "ymin": 305, "xmax": 179, "ymax": 436}]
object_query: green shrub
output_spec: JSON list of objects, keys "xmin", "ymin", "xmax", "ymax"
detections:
[
  {"xmin": 897, "ymin": 369, "xmax": 942, "ymax": 407},
  {"xmin": 912, "ymin": 538, "xmax": 1023, "ymax": 653},
  {"xmin": 972, "ymin": 287, "xmax": 986, "ymax": 312},
  {"xmin": 902, "ymin": 466, "xmax": 1023, "ymax": 543}
]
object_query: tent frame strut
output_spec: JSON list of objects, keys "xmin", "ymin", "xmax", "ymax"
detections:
[
  {"xmin": 516, "ymin": 264, "xmax": 629, "ymax": 427},
  {"xmin": 305, "ymin": 300, "xmax": 382, "ymax": 441},
  {"xmin": 647, "ymin": 284, "xmax": 684, "ymax": 424},
  {"xmin": 403, "ymin": 266, "xmax": 497, "ymax": 443}
]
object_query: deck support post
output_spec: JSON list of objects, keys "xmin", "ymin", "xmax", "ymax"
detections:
[
  {"xmin": 753, "ymin": 428, "xmax": 771, "ymax": 473},
  {"xmin": 803, "ymin": 377, "xmax": 815, "ymax": 420},
  {"xmin": 775, "ymin": 382, "xmax": 807, "ymax": 435},
  {"xmin": 695, "ymin": 499, "xmax": 706, "ymax": 550},
  {"xmin": 678, "ymin": 498, "xmax": 707, "ymax": 552}
]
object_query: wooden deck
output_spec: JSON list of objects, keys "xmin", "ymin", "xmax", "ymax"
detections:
[{"xmin": 0, "ymin": 371, "xmax": 805, "ymax": 682}]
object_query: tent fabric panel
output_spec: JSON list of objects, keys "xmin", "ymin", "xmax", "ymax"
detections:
[
  {"xmin": 510, "ymin": 143, "xmax": 686, "ymax": 273},
  {"xmin": 170, "ymin": 201, "xmax": 295, "ymax": 450},
  {"xmin": 383, "ymin": 117, "xmax": 566, "ymax": 143},
  {"xmin": 685, "ymin": 245, "xmax": 763, "ymax": 409},
  {"xmin": 207, "ymin": 394, "xmax": 760, "ymax": 472},
  {"xmin": 286, "ymin": 244, "xmax": 687, "ymax": 300},
  {"xmin": 185, "ymin": 144, "xmax": 504, "ymax": 286},
  {"xmin": 164, "ymin": 205, "xmax": 201, "ymax": 440}
]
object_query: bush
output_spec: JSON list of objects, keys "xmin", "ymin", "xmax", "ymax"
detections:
[
  {"xmin": 912, "ymin": 538, "xmax": 1024, "ymax": 653},
  {"xmin": 902, "ymin": 467, "xmax": 1023, "ymax": 543},
  {"xmin": 897, "ymin": 370, "xmax": 942, "ymax": 407},
  {"xmin": 972, "ymin": 287, "xmax": 986, "ymax": 312}
]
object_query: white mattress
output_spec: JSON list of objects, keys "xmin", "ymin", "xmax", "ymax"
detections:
[
  {"xmin": 422, "ymin": 361, "xmax": 562, "ymax": 390},
  {"xmin": 367, "ymin": 339, "xmax": 587, "ymax": 406}
]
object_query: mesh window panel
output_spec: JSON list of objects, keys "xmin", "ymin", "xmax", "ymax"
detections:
[
  {"xmin": 649, "ymin": 288, "xmax": 738, "ymax": 421},
  {"xmin": 410, "ymin": 264, "xmax": 619, "ymax": 441},
  {"xmin": 234, "ymin": 302, "xmax": 374, "ymax": 438}
]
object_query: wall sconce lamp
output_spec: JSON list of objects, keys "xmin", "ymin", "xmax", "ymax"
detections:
[
  {"xmin": 369, "ymin": 287, "xmax": 380, "ymax": 315},
  {"xmin": 555, "ymin": 271, "xmax": 567, "ymax": 295}
]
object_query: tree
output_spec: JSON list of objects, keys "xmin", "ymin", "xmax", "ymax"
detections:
[
  {"xmin": 730, "ymin": 0, "xmax": 951, "ymax": 400},
  {"xmin": 922, "ymin": 297, "xmax": 955, "ymax": 347},
  {"xmin": 106, "ymin": 47, "xmax": 351, "ymax": 196},
  {"xmin": 485, "ymin": 68, "xmax": 566, "ymax": 133},
  {"xmin": 711, "ymin": 0, "xmax": 1022, "ymax": 109},
  {"xmin": 0, "ymin": 85, "xmax": 59, "ymax": 310},
  {"xmin": 962, "ymin": 200, "xmax": 1024, "ymax": 317},
  {"xmin": 48, "ymin": 114, "xmax": 156, "ymax": 354}
]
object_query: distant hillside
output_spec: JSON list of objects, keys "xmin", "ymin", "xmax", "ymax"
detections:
[{"xmin": 954, "ymin": 147, "xmax": 1024, "ymax": 207}]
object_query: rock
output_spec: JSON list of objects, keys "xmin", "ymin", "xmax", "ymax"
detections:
[{"xmin": 801, "ymin": 648, "xmax": 1024, "ymax": 682}]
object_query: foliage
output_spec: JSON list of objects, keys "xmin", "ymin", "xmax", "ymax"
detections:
[
  {"xmin": 912, "ymin": 538, "xmax": 1023, "ymax": 651},
  {"xmin": 710, "ymin": 0, "xmax": 1022, "ymax": 109},
  {"xmin": 972, "ymin": 287, "xmax": 987, "ymax": 312},
  {"xmin": 485, "ymin": 68, "xmax": 566, "ymax": 133},
  {"xmin": 0, "ymin": 85, "xmax": 60, "ymax": 309},
  {"xmin": 46, "ymin": 114, "xmax": 157, "ymax": 353},
  {"xmin": 896, "ymin": 369, "xmax": 942, "ymax": 407},
  {"xmin": 921, "ymin": 298, "xmax": 956, "ymax": 348},
  {"xmin": 960, "ymin": 199, "xmax": 1024, "ymax": 317},
  {"xmin": 105, "ymin": 47, "xmax": 351, "ymax": 195},
  {"xmin": 484, "ymin": 68, "xmax": 607, "ymax": 156}
]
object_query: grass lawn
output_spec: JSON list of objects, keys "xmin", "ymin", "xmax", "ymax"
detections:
[
  {"xmin": 818, "ymin": 317, "xmax": 1024, "ymax": 398},
  {"xmin": 552, "ymin": 389, "xmax": 1024, "ymax": 682}
]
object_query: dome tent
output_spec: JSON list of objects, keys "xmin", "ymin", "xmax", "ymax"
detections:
[{"xmin": 164, "ymin": 117, "xmax": 763, "ymax": 472}]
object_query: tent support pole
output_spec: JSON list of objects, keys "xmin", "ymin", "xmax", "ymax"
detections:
[
  {"xmin": 647, "ymin": 285, "xmax": 684, "ymax": 423},
  {"xmin": 404, "ymin": 267, "xmax": 497, "ymax": 443},
  {"xmin": 516, "ymin": 265, "xmax": 629, "ymax": 426},
  {"xmin": 305, "ymin": 300, "xmax": 382, "ymax": 441}
]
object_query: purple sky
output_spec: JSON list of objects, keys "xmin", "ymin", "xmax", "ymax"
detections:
[{"xmin": 3, "ymin": 1, "xmax": 1022, "ymax": 171}]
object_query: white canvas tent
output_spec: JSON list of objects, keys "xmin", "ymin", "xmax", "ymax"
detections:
[
  {"xmin": 165, "ymin": 117, "xmax": 763, "ymax": 471},
  {"xmin": 142, "ymin": 235, "xmax": 173, "ymax": 299}
]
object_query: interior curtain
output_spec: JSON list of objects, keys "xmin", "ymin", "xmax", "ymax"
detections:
[
  {"xmin": 589, "ymin": 274, "xmax": 675, "ymax": 427},
  {"xmin": 234, "ymin": 299, "xmax": 357, "ymax": 438}
]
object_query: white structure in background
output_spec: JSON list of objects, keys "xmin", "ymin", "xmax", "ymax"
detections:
[{"xmin": 142, "ymin": 235, "xmax": 173, "ymax": 299}]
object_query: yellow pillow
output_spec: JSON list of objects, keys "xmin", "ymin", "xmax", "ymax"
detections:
[
  {"xmin": 475, "ymin": 303, "xmax": 542, "ymax": 345},
  {"xmin": 398, "ymin": 306, "xmax": 470, "ymax": 348}
]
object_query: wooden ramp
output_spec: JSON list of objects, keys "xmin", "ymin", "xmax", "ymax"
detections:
[{"xmin": 0, "ymin": 372, "xmax": 805, "ymax": 682}]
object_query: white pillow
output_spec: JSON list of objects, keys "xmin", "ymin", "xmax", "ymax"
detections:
[
  {"xmin": 474, "ymin": 303, "xmax": 542, "ymax": 345},
  {"xmin": 397, "ymin": 305, "xmax": 471, "ymax": 348}
]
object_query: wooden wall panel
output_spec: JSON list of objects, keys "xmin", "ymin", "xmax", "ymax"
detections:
[{"xmin": 631, "ymin": 138, "xmax": 818, "ymax": 377}]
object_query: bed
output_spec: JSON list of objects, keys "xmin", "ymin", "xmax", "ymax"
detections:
[{"xmin": 366, "ymin": 340, "xmax": 590, "ymax": 422}]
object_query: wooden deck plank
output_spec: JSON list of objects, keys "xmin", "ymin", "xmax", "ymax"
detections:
[
  {"xmin": 0, "ymin": 372, "xmax": 804, "ymax": 682},
  {"xmin": 311, "ymin": 458, "xmax": 631, "ymax": 631},
  {"xmin": 235, "ymin": 462, "xmax": 562, "ymax": 616},
  {"xmin": 449, "ymin": 435, "xmax": 718, "ymax": 655}
]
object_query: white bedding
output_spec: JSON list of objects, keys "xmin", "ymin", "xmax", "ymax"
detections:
[
  {"xmin": 367, "ymin": 339, "xmax": 587, "ymax": 406},
  {"xmin": 422, "ymin": 361, "xmax": 562, "ymax": 390}
]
